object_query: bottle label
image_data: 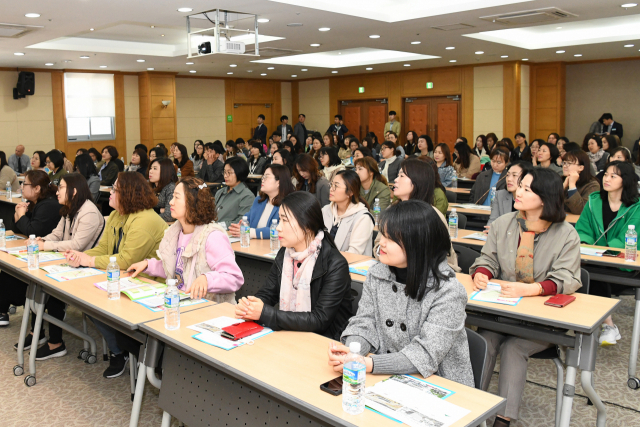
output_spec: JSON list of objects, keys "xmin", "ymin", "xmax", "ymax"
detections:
[
  {"xmin": 27, "ymin": 244, "xmax": 39, "ymax": 255},
  {"xmin": 164, "ymin": 295, "xmax": 179, "ymax": 308},
  {"xmin": 343, "ymin": 363, "xmax": 365, "ymax": 385},
  {"xmin": 626, "ymin": 236, "xmax": 637, "ymax": 247},
  {"xmin": 241, "ymin": 225, "xmax": 249, "ymax": 234},
  {"xmin": 107, "ymin": 270, "xmax": 120, "ymax": 281},
  {"xmin": 373, "ymin": 207, "xmax": 380, "ymax": 214},
  {"xmin": 270, "ymin": 228, "xmax": 278, "ymax": 238},
  {"xmin": 449, "ymin": 218, "xmax": 458, "ymax": 226}
]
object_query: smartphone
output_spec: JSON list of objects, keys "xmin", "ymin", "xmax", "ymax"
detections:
[
  {"xmin": 320, "ymin": 376, "xmax": 343, "ymax": 396},
  {"xmin": 603, "ymin": 250, "xmax": 622, "ymax": 257}
]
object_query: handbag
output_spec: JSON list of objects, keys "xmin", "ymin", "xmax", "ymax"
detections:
[{"xmin": 221, "ymin": 321, "xmax": 264, "ymax": 341}]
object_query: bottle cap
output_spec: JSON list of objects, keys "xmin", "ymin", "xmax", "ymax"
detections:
[
  {"xmin": 29, "ymin": 234, "xmax": 35, "ymax": 238},
  {"xmin": 349, "ymin": 342, "xmax": 361, "ymax": 353},
  {"xmin": 630, "ymin": 225, "xmax": 636, "ymax": 230},
  {"xmin": 109, "ymin": 256, "xmax": 116, "ymax": 262},
  {"xmin": 272, "ymin": 219, "xmax": 277, "ymax": 224},
  {"xmin": 0, "ymin": 219, "xmax": 3, "ymax": 224},
  {"xmin": 375, "ymin": 198, "xmax": 379, "ymax": 202},
  {"xmin": 243, "ymin": 215, "xmax": 248, "ymax": 220},
  {"xmin": 451, "ymin": 208, "xmax": 456, "ymax": 213},
  {"xmin": 167, "ymin": 279, "xmax": 176, "ymax": 286}
]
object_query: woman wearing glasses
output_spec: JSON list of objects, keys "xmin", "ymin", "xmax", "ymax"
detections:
[
  {"xmin": 562, "ymin": 150, "xmax": 600, "ymax": 214},
  {"xmin": 214, "ymin": 157, "xmax": 255, "ymax": 225},
  {"xmin": 322, "ymin": 170, "xmax": 374, "ymax": 256},
  {"xmin": 469, "ymin": 148, "xmax": 509, "ymax": 206},
  {"xmin": 228, "ymin": 165, "xmax": 295, "ymax": 239}
]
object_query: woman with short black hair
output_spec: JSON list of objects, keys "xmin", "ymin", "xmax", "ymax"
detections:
[
  {"xmin": 470, "ymin": 148, "xmax": 509, "ymax": 205},
  {"xmin": 74, "ymin": 153, "xmax": 101, "ymax": 202},
  {"xmin": 486, "ymin": 160, "xmax": 534, "ymax": 228},
  {"xmin": 214, "ymin": 157, "xmax": 254, "ymax": 225},
  {"xmin": 378, "ymin": 141, "xmax": 402, "ymax": 183},
  {"xmin": 99, "ymin": 146, "xmax": 119, "ymax": 186},
  {"xmin": 248, "ymin": 142, "xmax": 268, "ymax": 175},
  {"xmin": 129, "ymin": 148, "xmax": 149, "ymax": 176},
  {"xmin": 172, "ymin": 143, "xmax": 195, "ymax": 177},
  {"xmin": 414, "ymin": 134, "xmax": 434, "ymax": 158},
  {"xmin": 587, "ymin": 135, "xmax": 610, "ymax": 173},
  {"xmin": 318, "ymin": 146, "xmax": 345, "ymax": 182},
  {"xmin": 535, "ymin": 142, "xmax": 563, "ymax": 176},
  {"xmin": 46, "ymin": 150, "xmax": 67, "ymax": 185}
]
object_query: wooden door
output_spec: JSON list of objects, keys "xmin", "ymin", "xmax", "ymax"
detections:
[
  {"xmin": 436, "ymin": 102, "xmax": 459, "ymax": 151},
  {"xmin": 406, "ymin": 103, "xmax": 429, "ymax": 137},
  {"xmin": 403, "ymin": 97, "xmax": 461, "ymax": 151},
  {"xmin": 344, "ymin": 106, "xmax": 361, "ymax": 140},
  {"xmin": 232, "ymin": 105, "xmax": 253, "ymax": 142},
  {"xmin": 252, "ymin": 105, "xmax": 272, "ymax": 141},
  {"xmin": 340, "ymin": 100, "xmax": 387, "ymax": 142},
  {"xmin": 366, "ymin": 104, "xmax": 387, "ymax": 143}
]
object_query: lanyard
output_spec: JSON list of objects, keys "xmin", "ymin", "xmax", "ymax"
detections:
[{"xmin": 113, "ymin": 227, "xmax": 124, "ymax": 254}]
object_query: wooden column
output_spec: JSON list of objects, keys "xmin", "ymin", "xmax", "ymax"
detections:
[
  {"xmin": 138, "ymin": 72, "xmax": 177, "ymax": 148},
  {"xmin": 529, "ymin": 62, "xmax": 566, "ymax": 140},
  {"xmin": 503, "ymin": 62, "xmax": 522, "ymax": 139}
]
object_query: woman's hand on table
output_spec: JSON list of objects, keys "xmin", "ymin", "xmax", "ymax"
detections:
[
  {"xmin": 327, "ymin": 342, "xmax": 374, "ymax": 373},
  {"xmin": 185, "ymin": 275, "xmax": 208, "ymax": 299},
  {"xmin": 64, "ymin": 250, "xmax": 93, "ymax": 268},
  {"xmin": 15, "ymin": 203, "xmax": 28, "ymax": 218},
  {"xmin": 234, "ymin": 296, "xmax": 264, "ymax": 320},
  {"xmin": 228, "ymin": 221, "xmax": 242, "ymax": 237},
  {"xmin": 472, "ymin": 272, "xmax": 489, "ymax": 291},
  {"xmin": 483, "ymin": 225, "xmax": 490, "ymax": 235},
  {"xmin": 127, "ymin": 260, "xmax": 148, "ymax": 277},
  {"xmin": 499, "ymin": 282, "xmax": 540, "ymax": 298}
]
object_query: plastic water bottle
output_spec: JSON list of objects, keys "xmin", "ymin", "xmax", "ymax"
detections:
[
  {"xmin": 177, "ymin": 168, "xmax": 182, "ymax": 179},
  {"xmin": 625, "ymin": 225, "xmax": 637, "ymax": 262},
  {"xmin": 240, "ymin": 216, "xmax": 250, "ymax": 248},
  {"xmin": 5, "ymin": 181, "xmax": 11, "ymax": 200},
  {"xmin": 164, "ymin": 279, "xmax": 180, "ymax": 330},
  {"xmin": 27, "ymin": 234, "xmax": 39, "ymax": 270},
  {"xmin": 270, "ymin": 219, "xmax": 280, "ymax": 253},
  {"xmin": 489, "ymin": 187, "xmax": 497, "ymax": 204},
  {"xmin": 451, "ymin": 174, "xmax": 458, "ymax": 189},
  {"xmin": 449, "ymin": 208, "xmax": 459, "ymax": 238},
  {"xmin": 106, "ymin": 256, "xmax": 120, "ymax": 300},
  {"xmin": 342, "ymin": 342, "xmax": 366, "ymax": 415},
  {"xmin": 372, "ymin": 198, "xmax": 381, "ymax": 226},
  {"xmin": 0, "ymin": 219, "xmax": 6, "ymax": 249}
]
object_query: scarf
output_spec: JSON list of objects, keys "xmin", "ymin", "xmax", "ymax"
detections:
[
  {"xmin": 279, "ymin": 231, "xmax": 324, "ymax": 312},
  {"xmin": 515, "ymin": 211, "xmax": 551, "ymax": 283},
  {"xmin": 588, "ymin": 149, "xmax": 605, "ymax": 165}
]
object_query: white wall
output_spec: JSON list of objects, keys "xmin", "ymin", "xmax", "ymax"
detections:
[
  {"xmin": 473, "ymin": 65, "xmax": 504, "ymax": 140},
  {"xmin": 520, "ymin": 64, "xmax": 530, "ymax": 138},
  {"xmin": 175, "ymin": 78, "xmax": 226, "ymax": 144},
  {"xmin": 298, "ymin": 79, "xmax": 330, "ymax": 134}
]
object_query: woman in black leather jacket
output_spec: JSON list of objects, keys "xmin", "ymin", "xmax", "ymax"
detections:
[{"xmin": 235, "ymin": 191, "xmax": 353, "ymax": 340}]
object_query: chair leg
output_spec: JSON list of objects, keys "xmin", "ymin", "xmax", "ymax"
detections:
[
  {"xmin": 480, "ymin": 421, "xmax": 487, "ymax": 427},
  {"xmin": 553, "ymin": 357, "xmax": 564, "ymax": 427}
]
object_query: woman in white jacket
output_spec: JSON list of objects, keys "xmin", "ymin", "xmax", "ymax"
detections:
[{"xmin": 322, "ymin": 169, "xmax": 374, "ymax": 256}]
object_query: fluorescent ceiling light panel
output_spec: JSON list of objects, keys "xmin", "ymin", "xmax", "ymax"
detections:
[
  {"xmin": 267, "ymin": 0, "xmax": 531, "ymax": 23},
  {"xmin": 464, "ymin": 15, "xmax": 640, "ymax": 49},
  {"xmin": 252, "ymin": 48, "xmax": 438, "ymax": 68}
]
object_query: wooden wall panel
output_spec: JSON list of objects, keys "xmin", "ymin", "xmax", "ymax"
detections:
[
  {"xmin": 503, "ymin": 63, "xmax": 521, "ymax": 138},
  {"xmin": 224, "ymin": 79, "xmax": 281, "ymax": 141},
  {"xmin": 151, "ymin": 95, "xmax": 175, "ymax": 118},
  {"xmin": 113, "ymin": 74, "xmax": 127, "ymax": 157},
  {"xmin": 233, "ymin": 80, "xmax": 277, "ymax": 103},
  {"xmin": 461, "ymin": 67, "xmax": 474, "ymax": 142},
  {"xmin": 401, "ymin": 68, "xmax": 462, "ymax": 97},
  {"xmin": 334, "ymin": 75, "xmax": 388, "ymax": 99},
  {"xmin": 291, "ymin": 81, "xmax": 299, "ymax": 122},
  {"xmin": 149, "ymin": 76, "xmax": 175, "ymax": 96},
  {"xmin": 529, "ymin": 63, "xmax": 566, "ymax": 141},
  {"xmin": 51, "ymin": 71, "xmax": 66, "ymax": 151},
  {"xmin": 139, "ymin": 72, "xmax": 177, "ymax": 147}
]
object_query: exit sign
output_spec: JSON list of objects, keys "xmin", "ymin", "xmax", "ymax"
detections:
[
  {"xmin": 426, "ymin": 82, "xmax": 433, "ymax": 89},
  {"xmin": 358, "ymin": 87, "xmax": 365, "ymax": 93},
  {"xmin": 227, "ymin": 115, "xmax": 233, "ymax": 122}
]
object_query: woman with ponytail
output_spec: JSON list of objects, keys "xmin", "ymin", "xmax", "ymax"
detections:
[{"xmin": 128, "ymin": 176, "xmax": 244, "ymax": 304}]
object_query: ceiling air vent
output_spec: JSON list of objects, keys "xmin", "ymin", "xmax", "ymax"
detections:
[
  {"xmin": 0, "ymin": 23, "xmax": 43, "ymax": 38},
  {"xmin": 431, "ymin": 23, "xmax": 475, "ymax": 31},
  {"xmin": 244, "ymin": 47, "xmax": 302, "ymax": 57},
  {"xmin": 480, "ymin": 7, "xmax": 577, "ymax": 26}
]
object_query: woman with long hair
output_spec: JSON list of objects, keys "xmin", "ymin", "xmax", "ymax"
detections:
[
  {"xmin": 355, "ymin": 156, "xmax": 390, "ymax": 215},
  {"xmin": 234, "ymin": 191, "xmax": 353, "ymax": 339},
  {"xmin": 88, "ymin": 148, "xmax": 102, "ymax": 169},
  {"xmin": 474, "ymin": 135, "xmax": 488, "ymax": 158},
  {"xmin": 0, "ymin": 151, "xmax": 19, "ymax": 191},
  {"xmin": 434, "ymin": 143, "xmax": 456, "ymax": 187},
  {"xmin": 404, "ymin": 131, "xmax": 419, "ymax": 157},
  {"xmin": 386, "ymin": 131, "xmax": 405, "ymax": 158},
  {"xmin": 172, "ymin": 143, "xmax": 195, "ymax": 177},
  {"xmin": 224, "ymin": 140, "xmax": 247, "ymax": 161},
  {"xmin": 74, "ymin": 153, "xmax": 101, "ymax": 202},
  {"xmin": 247, "ymin": 142, "xmax": 268, "ymax": 175},
  {"xmin": 190, "ymin": 140, "xmax": 204, "ymax": 173},
  {"xmin": 486, "ymin": 133, "xmax": 498, "ymax": 153},
  {"xmin": 417, "ymin": 156, "xmax": 449, "ymax": 216},
  {"xmin": 361, "ymin": 136, "xmax": 378, "ymax": 160},
  {"xmin": 129, "ymin": 148, "xmax": 149, "ymax": 176},
  {"xmin": 309, "ymin": 134, "xmax": 323, "ymax": 163},
  {"xmin": 294, "ymin": 154, "xmax": 330, "ymax": 207},
  {"xmin": 98, "ymin": 146, "xmax": 119, "ymax": 186},
  {"xmin": 562, "ymin": 150, "xmax": 600, "ymax": 214},
  {"xmin": 602, "ymin": 134, "xmax": 618, "ymax": 155},
  {"xmin": 322, "ymin": 170, "xmax": 374, "ymax": 255},
  {"xmin": 322, "ymin": 133, "xmax": 335, "ymax": 148},
  {"xmin": 149, "ymin": 158, "xmax": 178, "ymax": 222},
  {"xmin": 318, "ymin": 147, "xmax": 345, "ymax": 182},
  {"xmin": 453, "ymin": 141, "xmax": 481, "ymax": 179}
]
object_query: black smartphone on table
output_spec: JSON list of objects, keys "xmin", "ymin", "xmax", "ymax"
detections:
[
  {"xmin": 603, "ymin": 250, "xmax": 622, "ymax": 257},
  {"xmin": 320, "ymin": 376, "xmax": 343, "ymax": 396}
]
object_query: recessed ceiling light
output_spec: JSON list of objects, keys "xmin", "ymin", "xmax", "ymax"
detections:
[
  {"xmin": 14, "ymin": 52, "xmax": 25, "ymax": 56},
  {"xmin": 332, "ymin": 70, "xmax": 338, "ymax": 73},
  {"xmin": 227, "ymin": 72, "xmax": 233, "ymax": 74},
  {"xmin": 446, "ymin": 47, "xmax": 455, "ymax": 50},
  {"xmin": 267, "ymin": 67, "xmax": 275, "ymax": 70},
  {"xmin": 624, "ymin": 44, "xmax": 635, "ymax": 47},
  {"xmin": 556, "ymin": 50, "xmax": 565, "ymax": 53},
  {"xmin": 150, "ymin": 25, "xmax": 155, "ymax": 29},
  {"xmin": 291, "ymin": 75, "xmax": 297, "ymax": 77},
  {"xmin": 501, "ymin": 55, "xmax": 508, "ymax": 58},
  {"xmin": 411, "ymin": 41, "xmax": 421, "ymax": 45},
  {"xmin": 310, "ymin": 43, "xmax": 321, "ymax": 47},
  {"xmin": 247, "ymin": 70, "xmax": 253, "ymax": 73},
  {"xmin": 186, "ymin": 62, "xmax": 194, "ymax": 65},
  {"xmin": 261, "ymin": 73, "xmax": 267, "ymax": 76},
  {"xmin": 404, "ymin": 63, "xmax": 411, "ymax": 66},
  {"xmin": 556, "ymin": 27, "xmax": 562, "ymax": 30},
  {"xmin": 189, "ymin": 70, "xmax": 196, "ymax": 73},
  {"xmin": 366, "ymin": 67, "xmax": 373, "ymax": 70},
  {"xmin": 45, "ymin": 63, "xmax": 54, "ymax": 66},
  {"xmin": 475, "ymin": 51, "xmax": 484, "ymax": 54},
  {"xmin": 25, "ymin": 13, "xmax": 40, "ymax": 18},
  {"xmin": 522, "ymin": 58, "xmax": 529, "ymax": 61},
  {"xmin": 257, "ymin": 18, "xmax": 270, "ymax": 23},
  {"xmin": 301, "ymin": 68, "xmax": 308, "ymax": 71},
  {"xmin": 147, "ymin": 68, "xmax": 154, "ymax": 70},
  {"xmin": 137, "ymin": 59, "xmax": 145, "ymax": 62},
  {"xmin": 319, "ymin": 27, "xmax": 330, "ymax": 32},
  {"xmin": 449, "ymin": 60, "xmax": 457, "ymax": 63},
  {"xmin": 90, "ymin": 28, "xmax": 94, "ymax": 31},
  {"xmin": 161, "ymin": 34, "xmax": 165, "ymax": 37},
  {"xmin": 99, "ymin": 65, "xmax": 107, "ymax": 68},
  {"xmin": 80, "ymin": 55, "xmax": 90, "ymax": 59},
  {"xmin": 177, "ymin": 8, "xmax": 193, "ymax": 12},
  {"xmin": 229, "ymin": 64, "xmax": 237, "ymax": 67},
  {"xmin": 574, "ymin": 54, "xmax": 582, "ymax": 57},
  {"xmin": 253, "ymin": 48, "xmax": 439, "ymax": 68},
  {"xmin": 621, "ymin": 3, "xmax": 637, "ymax": 7},
  {"xmin": 369, "ymin": 35, "xmax": 380, "ymax": 39}
]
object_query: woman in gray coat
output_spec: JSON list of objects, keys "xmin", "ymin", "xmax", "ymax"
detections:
[
  {"xmin": 470, "ymin": 168, "xmax": 581, "ymax": 426},
  {"xmin": 486, "ymin": 161, "xmax": 534, "ymax": 228},
  {"xmin": 328, "ymin": 200, "xmax": 474, "ymax": 388}
]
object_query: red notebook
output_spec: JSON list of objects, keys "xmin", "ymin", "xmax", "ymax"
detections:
[
  {"xmin": 221, "ymin": 321, "xmax": 264, "ymax": 341},
  {"xmin": 544, "ymin": 294, "xmax": 576, "ymax": 308}
]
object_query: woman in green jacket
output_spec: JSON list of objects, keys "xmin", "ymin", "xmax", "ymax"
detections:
[
  {"xmin": 45, "ymin": 150, "xmax": 67, "ymax": 185},
  {"xmin": 65, "ymin": 172, "xmax": 167, "ymax": 378},
  {"xmin": 354, "ymin": 157, "xmax": 390, "ymax": 215},
  {"xmin": 575, "ymin": 161, "xmax": 640, "ymax": 346}
]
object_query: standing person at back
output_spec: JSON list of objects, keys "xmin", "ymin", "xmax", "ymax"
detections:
[
  {"xmin": 293, "ymin": 114, "xmax": 307, "ymax": 147},
  {"xmin": 601, "ymin": 113, "xmax": 623, "ymax": 141},
  {"xmin": 9, "ymin": 145, "xmax": 30, "ymax": 175},
  {"xmin": 384, "ymin": 110, "xmax": 401, "ymax": 136},
  {"xmin": 277, "ymin": 115, "xmax": 293, "ymax": 142},
  {"xmin": 253, "ymin": 114, "xmax": 268, "ymax": 145},
  {"xmin": 326, "ymin": 115, "xmax": 349, "ymax": 140}
]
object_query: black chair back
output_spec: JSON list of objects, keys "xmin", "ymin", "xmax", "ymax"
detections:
[
  {"xmin": 452, "ymin": 243, "xmax": 481, "ymax": 274},
  {"xmin": 445, "ymin": 190, "xmax": 457, "ymax": 203},
  {"xmin": 466, "ymin": 327, "xmax": 488, "ymax": 390},
  {"xmin": 579, "ymin": 268, "xmax": 590, "ymax": 294}
]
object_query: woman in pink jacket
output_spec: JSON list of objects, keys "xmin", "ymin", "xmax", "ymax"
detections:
[{"xmin": 128, "ymin": 176, "xmax": 244, "ymax": 303}]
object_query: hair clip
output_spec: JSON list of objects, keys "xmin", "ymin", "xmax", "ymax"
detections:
[{"xmin": 198, "ymin": 183, "xmax": 207, "ymax": 190}]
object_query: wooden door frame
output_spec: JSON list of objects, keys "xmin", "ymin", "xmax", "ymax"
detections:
[
  {"xmin": 338, "ymin": 98, "xmax": 388, "ymax": 140},
  {"xmin": 402, "ymin": 96, "xmax": 462, "ymax": 147}
]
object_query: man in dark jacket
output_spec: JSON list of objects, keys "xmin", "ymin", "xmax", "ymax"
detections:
[
  {"xmin": 601, "ymin": 113, "xmax": 623, "ymax": 141},
  {"xmin": 198, "ymin": 143, "xmax": 224, "ymax": 183},
  {"xmin": 326, "ymin": 115, "xmax": 348, "ymax": 139},
  {"xmin": 253, "ymin": 114, "xmax": 268, "ymax": 144}
]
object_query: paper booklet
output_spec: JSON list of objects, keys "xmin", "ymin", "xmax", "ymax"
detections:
[
  {"xmin": 134, "ymin": 295, "xmax": 207, "ymax": 312},
  {"xmin": 188, "ymin": 316, "xmax": 272, "ymax": 350},
  {"xmin": 450, "ymin": 203, "xmax": 491, "ymax": 211},
  {"xmin": 461, "ymin": 232, "xmax": 487, "ymax": 242},
  {"xmin": 349, "ymin": 259, "xmax": 378, "ymax": 276},
  {"xmin": 11, "ymin": 251, "xmax": 66, "ymax": 263},
  {"xmin": 0, "ymin": 245, "xmax": 27, "ymax": 253},
  {"xmin": 46, "ymin": 268, "xmax": 104, "ymax": 282},
  {"xmin": 365, "ymin": 375, "xmax": 469, "ymax": 427},
  {"xmin": 94, "ymin": 277, "xmax": 189, "ymax": 301},
  {"xmin": 580, "ymin": 246, "xmax": 605, "ymax": 257},
  {"xmin": 470, "ymin": 282, "xmax": 522, "ymax": 306}
]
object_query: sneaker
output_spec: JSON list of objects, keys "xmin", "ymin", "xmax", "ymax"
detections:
[
  {"xmin": 0, "ymin": 313, "xmax": 8, "ymax": 326},
  {"xmin": 103, "ymin": 352, "xmax": 129, "ymax": 379},
  {"xmin": 599, "ymin": 324, "xmax": 621, "ymax": 346},
  {"xmin": 14, "ymin": 333, "xmax": 48, "ymax": 351},
  {"xmin": 35, "ymin": 342, "xmax": 67, "ymax": 361}
]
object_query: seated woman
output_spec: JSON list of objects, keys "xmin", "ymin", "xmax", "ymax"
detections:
[
  {"xmin": 602, "ymin": 135, "xmax": 618, "ymax": 155},
  {"xmin": 148, "ymin": 146, "xmax": 166, "ymax": 163},
  {"xmin": 575, "ymin": 161, "xmax": 640, "ymax": 346},
  {"xmin": 322, "ymin": 170, "xmax": 374, "ymax": 255},
  {"xmin": 404, "ymin": 131, "xmax": 418, "ymax": 157},
  {"xmin": 30, "ymin": 150, "xmax": 47, "ymax": 172},
  {"xmin": 224, "ymin": 140, "xmax": 247, "ymax": 161},
  {"xmin": 173, "ymin": 143, "xmax": 195, "ymax": 177},
  {"xmin": 535, "ymin": 142, "xmax": 563, "ymax": 176},
  {"xmin": 473, "ymin": 135, "xmax": 487, "ymax": 158},
  {"xmin": 149, "ymin": 158, "xmax": 178, "ymax": 222},
  {"xmin": 99, "ymin": 146, "xmax": 120, "ymax": 186},
  {"xmin": 328, "ymin": 200, "xmax": 474, "ymax": 387},
  {"xmin": 247, "ymin": 142, "xmax": 268, "ymax": 175},
  {"xmin": 355, "ymin": 157, "xmax": 391, "ymax": 215},
  {"xmin": 46, "ymin": 150, "xmax": 68, "ymax": 185},
  {"xmin": 214, "ymin": 157, "xmax": 255, "ymax": 225},
  {"xmin": 587, "ymin": 135, "xmax": 610, "ymax": 173},
  {"xmin": 347, "ymin": 137, "xmax": 360, "ymax": 164},
  {"xmin": 74, "ymin": 154, "xmax": 101, "ymax": 203},
  {"xmin": 361, "ymin": 137, "xmax": 378, "ymax": 161},
  {"xmin": 234, "ymin": 191, "xmax": 353, "ymax": 340},
  {"xmin": 129, "ymin": 176, "xmax": 243, "ymax": 304},
  {"xmin": 0, "ymin": 171, "xmax": 61, "ymax": 342},
  {"xmin": 352, "ymin": 147, "xmax": 373, "ymax": 162},
  {"xmin": 30, "ymin": 173, "xmax": 105, "ymax": 360},
  {"xmin": 414, "ymin": 134, "xmax": 434, "ymax": 158},
  {"xmin": 470, "ymin": 168, "xmax": 581, "ymax": 426},
  {"xmin": 294, "ymin": 154, "xmax": 330, "ymax": 207},
  {"xmin": 309, "ymin": 134, "xmax": 323, "ymax": 164},
  {"xmin": 88, "ymin": 148, "xmax": 103, "ymax": 169},
  {"xmin": 562, "ymin": 149, "xmax": 600, "ymax": 214},
  {"xmin": 434, "ymin": 143, "xmax": 456, "ymax": 187},
  {"xmin": 486, "ymin": 160, "xmax": 534, "ymax": 228},
  {"xmin": 229, "ymin": 164, "xmax": 295, "ymax": 239},
  {"xmin": 64, "ymin": 172, "xmax": 167, "ymax": 378},
  {"xmin": 470, "ymin": 148, "xmax": 509, "ymax": 206},
  {"xmin": 318, "ymin": 147, "xmax": 345, "ymax": 182},
  {"xmin": 453, "ymin": 141, "xmax": 481, "ymax": 179},
  {"xmin": 190, "ymin": 141, "xmax": 204, "ymax": 174},
  {"xmin": 417, "ymin": 156, "xmax": 449, "ymax": 216},
  {"xmin": 0, "ymin": 151, "xmax": 20, "ymax": 191},
  {"xmin": 378, "ymin": 141, "xmax": 402, "ymax": 183},
  {"xmin": 128, "ymin": 148, "xmax": 149, "ymax": 176},
  {"xmin": 386, "ymin": 132, "xmax": 405, "ymax": 158},
  {"xmin": 596, "ymin": 146, "xmax": 638, "ymax": 183}
]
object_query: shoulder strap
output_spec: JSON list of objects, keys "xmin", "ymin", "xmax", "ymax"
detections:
[{"xmin": 91, "ymin": 216, "xmax": 106, "ymax": 249}]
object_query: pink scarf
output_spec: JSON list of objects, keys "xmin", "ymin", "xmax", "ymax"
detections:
[{"xmin": 279, "ymin": 231, "xmax": 324, "ymax": 312}]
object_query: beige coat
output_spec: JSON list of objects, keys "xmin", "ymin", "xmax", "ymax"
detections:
[
  {"xmin": 42, "ymin": 199, "xmax": 105, "ymax": 252},
  {"xmin": 470, "ymin": 212, "xmax": 582, "ymax": 294},
  {"xmin": 454, "ymin": 155, "xmax": 481, "ymax": 179},
  {"xmin": 0, "ymin": 165, "xmax": 19, "ymax": 192}
]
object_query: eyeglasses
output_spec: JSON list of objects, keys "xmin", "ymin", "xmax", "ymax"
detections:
[
  {"xmin": 329, "ymin": 182, "xmax": 345, "ymax": 190},
  {"xmin": 561, "ymin": 162, "xmax": 578, "ymax": 167},
  {"xmin": 261, "ymin": 174, "xmax": 275, "ymax": 181},
  {"xmin": 223, "ymin": 170, "xmax": 235, "ymax": 177}
]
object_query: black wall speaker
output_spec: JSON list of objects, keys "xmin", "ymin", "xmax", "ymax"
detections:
[{"xmin": 13, "ymin": 71, "xmax": 35, "ymax": 99}]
